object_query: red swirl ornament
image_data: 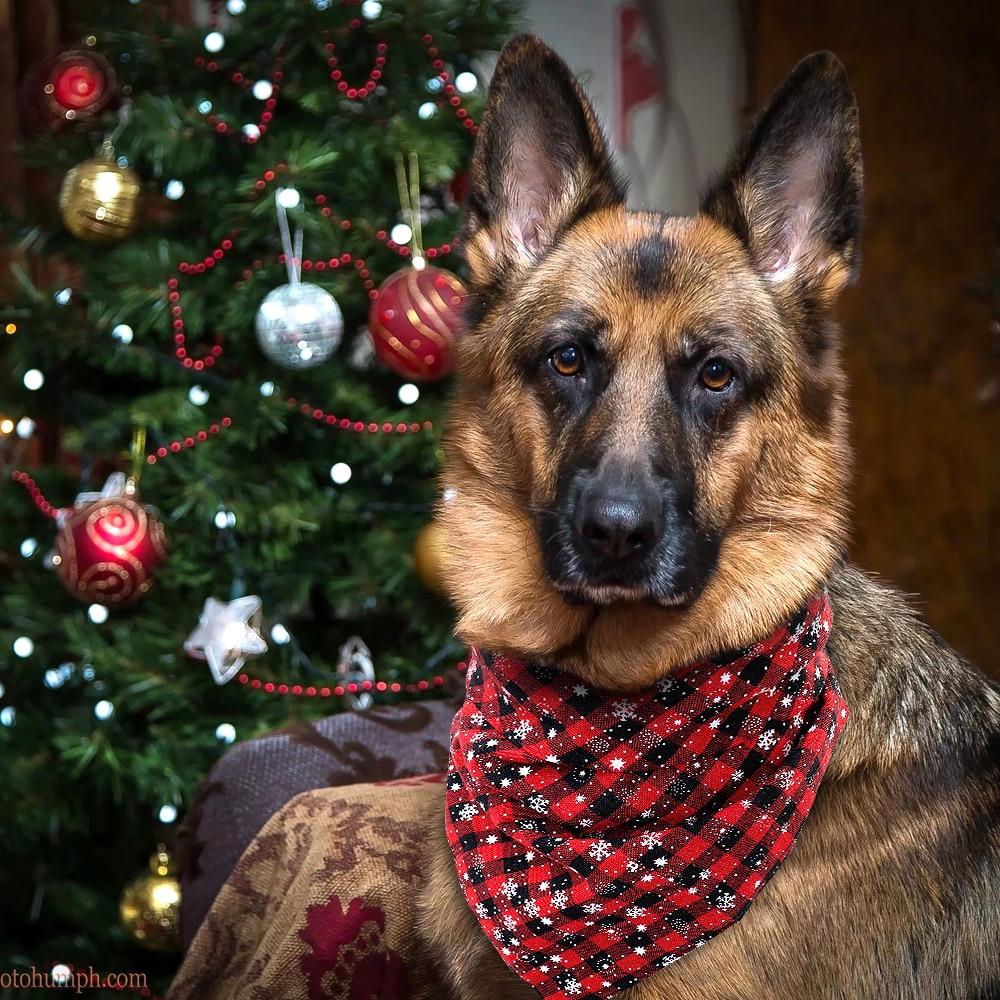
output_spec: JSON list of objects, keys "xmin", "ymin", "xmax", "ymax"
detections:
[
  {"xmin": 54, "ymin": 495, "xmax": 168, "ymax": 607},
  {"xmin": 368, "ymin": 265, "xmax": 466, "ymax": 380}
]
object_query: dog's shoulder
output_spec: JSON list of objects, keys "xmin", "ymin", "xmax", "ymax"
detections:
[
  {"xmin": 806, "ymin": 562, "xmax": 1000, "ymax": 997},
  {"xmin": 827, "ymin": 561, "xmax": 1000, "ymax": 769}
]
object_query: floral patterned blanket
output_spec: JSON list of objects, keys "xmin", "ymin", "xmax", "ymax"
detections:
[{"xmin": 168, "ymin": 775, "xmax": 446, "ymax": 1000}]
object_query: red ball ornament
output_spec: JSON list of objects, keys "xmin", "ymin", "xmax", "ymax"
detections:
[
  {"xmin": 448, "ymin": 170, "xmax": 470, "ymax": 206},
  {"xmin": 368, "ymin": 265, "xmax": 467, "ymax": 380},
  {"xmin": 42, "ymin": 49, "xmax": 116, "ymax": 122},
  {"xmin": 54, "ymin": 490, "xmax": 168, "ymax": 608}
]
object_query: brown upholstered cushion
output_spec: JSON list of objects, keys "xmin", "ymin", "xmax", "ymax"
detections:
[
  {"xmin": 176, "ymin": 700, "xmax": 456, "ymax": 948},
  {"xmin": 169, "ymin": 778, "xmax": 448, "ymax": 999}
]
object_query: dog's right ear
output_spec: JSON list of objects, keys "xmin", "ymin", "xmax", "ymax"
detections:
[{"xmin": 462, "ymin": 34, "xmax": 625, "ymax": 296}]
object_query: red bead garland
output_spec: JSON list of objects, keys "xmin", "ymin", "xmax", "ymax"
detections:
[
  {"xmin": 286, "ymin": 397, "xmax": 433, "ymax": 435},
  {"xmin": 12, "ymin": 418, "xmax": 235, "ymax": 516},
  {"xmin": 11, "ymin": 470, "xmax": 71, "ymax": 520},
  {"xmin": 167, "ymin": 276, "xmax": 223, "ymax": 370},
  {"xmin": 146, "ymin": 417, "xmax": 233, "ymax": 465},
  {"xmin": 423, "ymin": 34, "xmax": 478, "ymax": 135},
  {"xmin": 323, "ymin": 31, "xmax": 386, "ymax": 99},
  {"xmin": 198, "ymin": 58, "xmax": 284, "ymax": 143},
  {"xmin": 191, "ymin": 24, "xmax": 478, "ymax": 141},
  {"xmin": 237, "ymin": 659, "xmax": 467, "ymax": 698}
]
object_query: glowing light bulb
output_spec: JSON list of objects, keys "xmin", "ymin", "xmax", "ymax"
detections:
[
  {"xmin": 242, "ymin": 123, "xmax": 261, "ymax": 141},
  {"xmin": 0, "ymin": 706, "xmax": 15, "ymax": 727},
  {"xmin": 426, "ymin": 77, "xmax": 444, "ymax": 93},
  {"xmin": 16, "ymin": 417, "xmax": 34, "ymax": 438},
  {"xmin": 418, "ymin": 102, "xmax": 437, "ymax": 120},
  {"xmin": 398, "ymin": 383, "xmax": 420, "ymax": 405},
  {"xmin": 204, "ymin": 31, "xmax": 225, "ymax": 53},
  {"xmin": 45, "ymin": 663, "xmax": 74, "ymax": 689},
  {"xmin": 111, "ymin": 323, "xmax": 133, "ymax": 344},
  {"xmin": 13, "ymin": 636, "xmax": 34, "ymax": 658},
  {"xmin": 158, "ymin": 804, "xmax": 178, "ymax": 823},
  {"xmin": 259, "ymin": 380, "xmax": 276, "ymax": 397},
  {"xmin": 94, "ymin": 699, "xmax": 115, "ymax": 720},
  {"xmin": 151, "ymin": 880, "xmax": 180, "ymax": 907},
  {"xmin": 55, "ymin": 288, "xmax": 72, "ymax": 305},
  {"xmin": 0, "ymin": 418, "xmax": 12, "ymax": 434},
  {"xmin": 390, "ymin": 222, "xmax": 412, "ymax": 245},
  {"xmin": 216, "ymin": 722, "xmax": 237, "ymax": 744},
  {"xmin": 252, "ymin": 79, "xmax": 273, "ymax": 101},
  {"xmin": 270, "ymin": 623, "xmax": 291, "ymax": 645},
  {"xmin": 330, "ymin": 462, "xmax": 352, "ymax": 485},
  {"xmin": 276, "ymin": 187, "xmax": 300, "ymax": 209},
  {"xmin": 455, "ymin": 71, "xmax": 478, "ymax": 94},
  {"xmin": 164, "ymin": 178, "xmax": 185, "ymax": 200},
  {"xmin": 361, "ymin": 0, "xmax": 382, "ymax": 17},
  {"xmin": 23, "ymin": 369, "xmax": 44, "ymax": 390},
  {"xmin": 20, "ymin": 538, "xmax": 38, "ymax": 558},
  {"xmin": 226, "ymin": 0, "xmax": 246, "ymax": 13},
  {"xmin": 188, "ymin": 385, "xmax": 210, "ymax": 406},
  {"xmin": 87, "ymin": 604, "xmax": 109, "ymax": 624},
  {"xmin": 214, "ymin": 509, "xmax": 236, "ymax": 529},
  {"xmin": 197, "ymin": 98, "xmax": 213, "ymax": 114}
]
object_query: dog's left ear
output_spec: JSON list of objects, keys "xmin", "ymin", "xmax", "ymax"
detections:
[
  {"xmin": 702, "ymin": 52, "xmax": 862, "ymax": 305},
  {"xmin": 462, "ymin": 34, "xmax": 626, "ymax": 295}
]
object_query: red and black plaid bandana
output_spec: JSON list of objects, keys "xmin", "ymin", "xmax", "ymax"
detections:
[{"xmin": 446, "ymin": 592, "xmax": 847, "ymax": 999}]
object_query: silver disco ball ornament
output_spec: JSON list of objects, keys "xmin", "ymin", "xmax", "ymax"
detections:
[{"xmin": 255, "ymin": 282, "xmax": 343, "ymax": 368}]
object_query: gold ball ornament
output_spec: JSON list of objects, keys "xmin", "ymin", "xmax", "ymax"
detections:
[
  {"xmin": 59, "ymin": 156, "xmax": 140, "ymax": 242},
  {"xmin": 119, "ymin": 845, "xmax": 182, "ymax": 952},
  {"xmin": 413, "ymin": 521, "xmax": 449, "ymax": 596}
]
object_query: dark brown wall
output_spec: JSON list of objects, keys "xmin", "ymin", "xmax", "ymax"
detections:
[{"xmin": 752, "ymin": 0, "xmax": 999, "ymax": 674}]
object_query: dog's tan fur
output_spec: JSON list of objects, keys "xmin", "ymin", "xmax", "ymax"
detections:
[{"xmin": 415, "ymin": 35, "xmax": 1000, "ymax": 1000}]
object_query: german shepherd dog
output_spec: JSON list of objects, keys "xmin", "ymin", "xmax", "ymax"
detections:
[{"xmin": 416, "ymin": 35, "xmax": 1000, "ymax": 1000}]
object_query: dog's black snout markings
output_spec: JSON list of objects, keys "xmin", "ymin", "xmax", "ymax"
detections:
[{"xmin": 575, "ymin": 478, "xmax": 664, "ymax": 563}]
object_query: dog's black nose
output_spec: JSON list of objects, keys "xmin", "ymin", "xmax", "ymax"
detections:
[{"xmin": 576, "ymin": 482, "xmax": 663, "ymax": 562}]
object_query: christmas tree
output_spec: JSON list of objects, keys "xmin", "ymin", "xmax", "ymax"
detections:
[{"xmin": 0, "ymin": 0, "xmax": 518, "ymax": 993}]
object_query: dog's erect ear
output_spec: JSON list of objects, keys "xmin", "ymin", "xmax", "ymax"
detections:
[
  {"xmin": 702, "ymin": 52, "xmax": 862, "ymax": 303},
  {"xmin": 462, "ymin": 34, "xmax": 625, "ymax": 294}
]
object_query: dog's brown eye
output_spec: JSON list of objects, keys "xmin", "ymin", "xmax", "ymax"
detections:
[
  {"xmin": 550, "ymin": 344, "xmax": 584, "ymax": 377},
  {"xmin": 699, "ymin": 358, "xmax": 735, "ymax": 391}
]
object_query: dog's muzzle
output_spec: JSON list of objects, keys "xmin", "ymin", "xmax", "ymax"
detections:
[{"xmin": 539, "ymin": 463, "xmax": 717, "ymax": 606}]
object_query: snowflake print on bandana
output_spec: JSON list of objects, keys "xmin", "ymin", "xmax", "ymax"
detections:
[{"xmin": 445, "ymin": 592, "xmax": 847, "ymax": 1000}]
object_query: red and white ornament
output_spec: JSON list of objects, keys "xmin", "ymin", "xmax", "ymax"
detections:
[
  {"xmin": 53, "ymin": 473, "xmax": 168, "ymax": 608},
  {"xmin": 368, "ymin": 264, "xmax": 466, "ymax": 380}
]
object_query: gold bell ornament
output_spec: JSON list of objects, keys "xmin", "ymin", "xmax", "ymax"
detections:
[
  {"xmin": 119, "ymin": 844, "xmax": 182, "ymax": 952},
  {"xmin": 59, "ymin": 100, "xmax": 140, "ymax": 243}
]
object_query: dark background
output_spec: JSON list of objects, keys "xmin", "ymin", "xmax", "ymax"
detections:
[{"xmin": 747, "ymin": 0, "xmax": 998, "ymax": 674}]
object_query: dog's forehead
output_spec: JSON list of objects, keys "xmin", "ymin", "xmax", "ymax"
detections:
[{"xmin": 530, "ymin": 208, "xmax": 765, "ymax": 346}]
